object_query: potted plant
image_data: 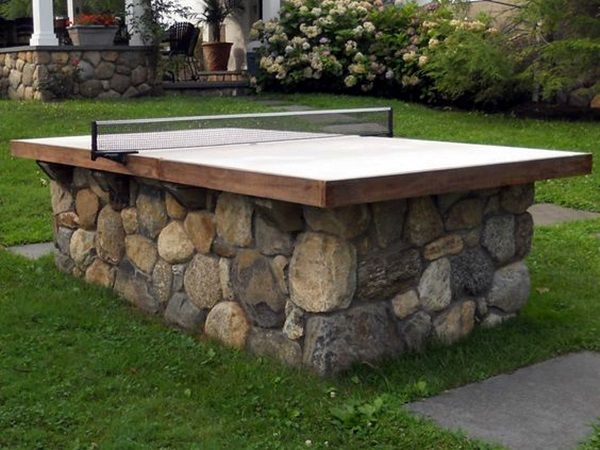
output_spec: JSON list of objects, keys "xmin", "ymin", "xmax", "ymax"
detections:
[
  {"xmin": 199, "ymin": 0, "xmax": 243, "ymax": 71},
  {"xmin": 67, "ymin": 13, "xmax": 118, "ymax": 46}
]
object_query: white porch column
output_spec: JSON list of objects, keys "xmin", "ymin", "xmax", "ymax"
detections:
[
  {"xmin": 262, "ymin": 0, "xmax": 280, "ymax": 20},
  {"xmin": 126, "ymin": 0, "xmax": 151, "ymax": 46},
  {"xmin": 67, "ymin": 0, "xmax": 75, "ymax": 24},
  {"xmin": 29, "ymin": 0, "xmax": 58, "ymax": 46}
]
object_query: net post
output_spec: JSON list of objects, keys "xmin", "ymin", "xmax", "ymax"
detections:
[
  {"xmin": 91, "ymin": 121, "xmax": 98, "ymax": 161},
  {"xmin": 386, "ymin": 107, "xmax": 394, "ymax": 138}
]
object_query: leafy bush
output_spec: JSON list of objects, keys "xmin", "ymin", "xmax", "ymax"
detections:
[
  {"xmin": 252, "ymin": 0, "xmax": 519, "ymax": 107},
  {"xmin": 423, "ymin": 27, "xmax": 522, "ymax": 106},
  {"xmin": 513, "ymin": 0, "xmax": 600, "ymax": 102},
  {"xmin": 521, "ymin": 38, "xmax": 600, "ymax": 101},
  {"xmin": 0, "ymin": 0, "xmax": 124, "ymax": 19}
]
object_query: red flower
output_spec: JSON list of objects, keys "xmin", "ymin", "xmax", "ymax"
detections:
[{"xmin": 75, "ymin": 14, "xmax": 117, "ymax": 26}]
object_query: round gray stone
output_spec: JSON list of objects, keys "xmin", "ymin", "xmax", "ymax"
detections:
[
  {"xmin": 487, "ymin": 261, "xmax": 530, "ymax": 313},
  {"xmin": 398, "ymin": 310, "xmax": 432, "ymax": 352},
  {"xmin": 482, "ymin": 215, "xmax": 515, "ymax": 264},
  {"xmin": 184, "ymin": 253, "xmax": 222, "ymax": 310},
  {"xmin": 500, "ymin": 184, "xmax": 534, "ymax": 214},
  {"xmin": 157, "ymin": 221, "xmax": 195, "ymax": 264},
  {"xmin": 451, "ymin": 247, "xmax": 494, "ymax": 296},
  {"xmin": 289, "ymin": 232, "xmax": 356, "ymax": 313},
  {"xmin": 418, "ymin": 258, "xmax": 452, "ymax": 312},
  {"xmin": 232, "ymin": 249, "xmax": 286, "ymax": 328},
  {"xmin": 96, "ymin": 205, "xmax": 125, "ymax": 265},
  {"xmin": 405, "ymin": 196, "xmax": 444, "ymax": 246},
  {"xmin": 215, "ymin": 193, "xmax": 254, "ymax": 247},
  {"xmin": 304, "ymin": 204, "xmax": 370, "ymax": 239},
  {"xmin": 136, "ymin": 186, "xmax": 167, "ymax": 239}
]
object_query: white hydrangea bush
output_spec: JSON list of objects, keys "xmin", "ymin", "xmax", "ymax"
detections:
[{"xmin": 251, "ymin": 0, "xmax": 509, "ymax": 104}]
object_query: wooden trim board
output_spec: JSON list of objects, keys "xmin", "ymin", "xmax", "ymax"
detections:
[{"xmin": 11, "ymin": 138, "xmax": 592, "ymax": 208}]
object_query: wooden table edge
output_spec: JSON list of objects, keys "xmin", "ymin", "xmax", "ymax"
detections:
[
  {"xmin": 11, "ymin": 140, "xmax": 327, "ymax": 207},
  {"xmin": 323, "ymin": 153, "xmax": 592, "ymax": 207},
  {"xmin": 11, "ymin": 140, "xmax": 592, "ymax": 209}
]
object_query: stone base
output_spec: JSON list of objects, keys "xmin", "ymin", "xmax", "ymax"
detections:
[
  {"xmin": 48, "ymin": 165, "xmax": 534, "ymax": 376},
  {"xmin": 0, "ymin": 46, "xmax": 156, "ymax": 100}
]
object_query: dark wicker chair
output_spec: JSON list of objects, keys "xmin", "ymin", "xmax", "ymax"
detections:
[
  {"xmin": 0, "ymin": 18, "xmax": 11, "ymax": 47},
  {"xmin": 14, "ymin": 17, "xmax": 33, "ymax": 45},
  {"xmin": 166, "ymin": 22, "xmax": 200, "ymax": 81}
]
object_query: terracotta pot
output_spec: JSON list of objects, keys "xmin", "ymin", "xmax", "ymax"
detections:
[
  {"xmin": 67, "ymin": 25, "xmax": 118, "ymax": 46},
  {"xmin": 202, "ymin": 42, "xmax": 233, "ymax": 72}
]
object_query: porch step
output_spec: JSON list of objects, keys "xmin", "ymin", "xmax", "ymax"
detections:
[
  {"xmin": 163, "ymin": 74, "xmax": 251, "ymax": 96},
  {"xmin": 163, "ymin": 71, "xmax": 250, "ymax": 96},
  {"xmin": 194, "ymin": 71, "xmax": 248, "ymax": 83}
]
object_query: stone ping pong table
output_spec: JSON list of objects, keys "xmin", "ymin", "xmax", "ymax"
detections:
[{"xmin": 11, "ymin": 120, "xmax": 592, "ymax": 375}]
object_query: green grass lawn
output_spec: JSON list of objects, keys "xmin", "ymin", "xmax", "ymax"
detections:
[
  {"xmin": 2, "ymin": 94, "xmax": 600, "ymax": 448},
  {"xmin": 2, "ymin": 220, "xmax": 600, "ymax": 449}
]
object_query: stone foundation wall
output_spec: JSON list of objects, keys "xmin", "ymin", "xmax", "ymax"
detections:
[
  {"xmin": 47, "ymin": 165, "xmax": 534, "ymax": 375},
  {"xmin": 0, "ymin": 47, "xmax": 156, "ymax": 100}
]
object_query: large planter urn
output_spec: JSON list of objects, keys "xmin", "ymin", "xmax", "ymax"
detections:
[
  {"xmin": 202, "ymin": 42, "xmax": 233, "ymax": 72},
  {"xmin": 67, "ymin": 25, "xmax": 118, "ymax": 46}
]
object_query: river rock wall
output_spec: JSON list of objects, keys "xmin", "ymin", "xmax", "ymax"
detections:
[
  {"xmin": 0, "ymin": 47, "xmax": 156, "ymax": 100},
  {"xmin": 47, "ymin": 165, "xmax": 534, "ymax": 375}
]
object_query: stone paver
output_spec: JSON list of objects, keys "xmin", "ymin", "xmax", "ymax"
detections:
[
  {"xmin": 529, "ymin": 203, "xmax": 600, "ymax": 226},
  {"xmin": 7, "ymin": 242, "xmax": 55, "ymax": 260},
  {"xmin": 407, "ymin": 352, "xmax": 600, "ymax": 450}
]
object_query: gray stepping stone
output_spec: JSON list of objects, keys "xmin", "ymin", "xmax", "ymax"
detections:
[
  {"xmin": 252, "ymin": 99, "xmax": 292, "ymax": 107},
  {"xmin": 407, "ymin": 352, "xmax": 600, "ymax": 450},
  {"xmin": 7, "ymin": 242, "xmax": 55, "ymax": 260},
  {"xmin": 278, "ymin": 104, "xmax": 314, "ymax": 112},
  {"xmin": 529, "ymin": 203, "xmax": 600, "ymax": 226}
]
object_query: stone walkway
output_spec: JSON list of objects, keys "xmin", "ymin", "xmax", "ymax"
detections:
[
  {"xmin": 7, "ymin": 242, "xmax": 55, "ymax": 259},
  {"xmin": 529, "ymin": 203, "xmax": 600, "ymax": 226},
  {"xmin": 407, "ymin": 352, "xmax": 600, "ymax": 450}
]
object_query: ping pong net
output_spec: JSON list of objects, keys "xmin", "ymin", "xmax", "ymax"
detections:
[{"xmin": 91, "ymin": 107, "xmax": 393, "ymax": 162}]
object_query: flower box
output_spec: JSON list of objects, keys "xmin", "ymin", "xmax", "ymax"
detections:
[{"xmin": 67, "ymin": 25, "xmax": 118, "ymax": 46}]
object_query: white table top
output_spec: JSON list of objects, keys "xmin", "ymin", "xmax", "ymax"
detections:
[
  {"xmin": 12, "ymin": 133, "xmax": 592, "ymax": 207},
  {"xmin": 16, "ymin": 134, "xmax": 587, "ymax": 182}
]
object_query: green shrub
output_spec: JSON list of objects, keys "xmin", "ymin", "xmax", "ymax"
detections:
[
  {"xmin": 423, "ymin": 28, "xmax": 522, "ymax": 106},
  {"xmin": 512, "ymin": 0, "xmax": 600, "ymax": 102},
  {"xmin": 521, "ymin": 38, "xmax": 600, "ymax": 101}
]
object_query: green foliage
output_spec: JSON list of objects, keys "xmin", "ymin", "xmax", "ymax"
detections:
[
  {"xmin": 0, "ymin": 0, "xmax": 123, "ymax": 19},
  {"xmin": 127, "ymin": 0, "xmax": 192, "ymax": 46},
  {"xmin": 513, "ymin": 0, "xmax": 600, "ymax": 102},
  {"xmin": 516, "ymin": 0, "xmax": 600, "ymax": 41},
  {"xmin": 0, "ymin": 0, "xmax": 64, "ymax": 19},
  {"xmin": 330, "ymin": 396, "xmax": 386, "ymax": 432},
  {"xmin": 80, "ymin": 0, "xmax": 125, "ymax": 15},
  {"xmin": 522, "ymin": 38, "xmax": 600, "ymax": 101},
  {"xmin": 424, "ymin": 28, "xmax": 521, "ymax": 106},
  {"xmin": 199, "ymin": 0, "xmax": 244, "ymax": 42}
]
